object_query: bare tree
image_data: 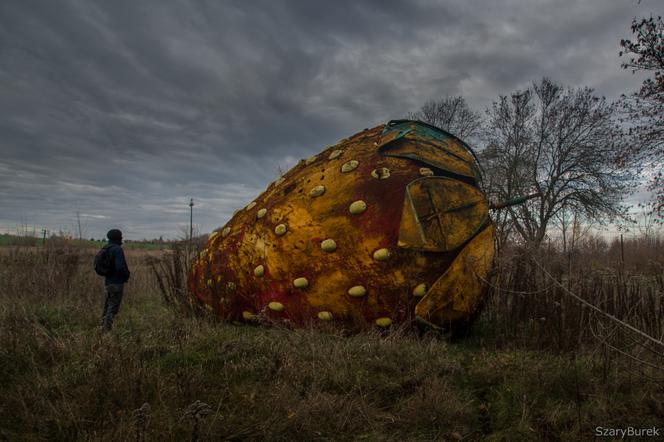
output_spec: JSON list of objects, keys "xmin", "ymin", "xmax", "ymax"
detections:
[
  {"xmin": 618, "ymin": 16, "xmax": 664, "ymax": 217},
  {"xmin": 407, "ymin": 96, "xmax": 483, "ymax": 141},
  {"xmin": 478, "ymin": 144, "xmax": 517, "ymax": 248},
  {"xmin": 483, "ymin": 78, "xmax": 631, "ymax": 248},
  {"xmin": 73, "ymin": 211, "xmax": 89, "ymax": 241},
  {"xmin": 553, "ymin": 207, "xmax": 574, "ymax": 253}
]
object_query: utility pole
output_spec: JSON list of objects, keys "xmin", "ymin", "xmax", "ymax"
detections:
[
  {"xmin": 189, "ymin": 198, "xmax": 194, "ymax": 245},
  {"xmin": 76, "ymin": 211, "xmax": 83, "ymax": 241},
  {"xmin": 41, "ymin": 228, "xmax": 48, "ymax": 246}
]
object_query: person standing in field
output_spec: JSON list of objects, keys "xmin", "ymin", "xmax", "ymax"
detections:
[{"xmin": 98, "ymin": 229, "xmax": 130, "ymax": 332}]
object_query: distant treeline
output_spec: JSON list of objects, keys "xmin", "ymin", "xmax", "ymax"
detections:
[{"xmin": 0, "ymin": 233, "xmax": 172, "ymax": 250}]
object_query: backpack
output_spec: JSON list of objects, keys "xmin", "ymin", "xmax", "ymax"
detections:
[{"xmin": 94, "ymin": 245, "xmax": 114, "ymax": 276}]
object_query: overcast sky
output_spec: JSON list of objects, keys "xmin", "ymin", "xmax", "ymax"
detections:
[{"xmin": 1, "ymin": 0, "xmax": 661, "ymax": 240}]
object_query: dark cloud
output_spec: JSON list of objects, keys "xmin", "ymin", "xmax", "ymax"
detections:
[{"xmin": 1, "ymin": 0, "xmax": 661, "ymax": 239}]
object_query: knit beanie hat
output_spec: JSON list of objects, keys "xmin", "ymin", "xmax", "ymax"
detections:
[{"xmin": 107, "ymin": 229, "xmax": 123, "ymax": 242}]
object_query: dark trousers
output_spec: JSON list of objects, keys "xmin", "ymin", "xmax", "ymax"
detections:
[{"xmin": 102, "ymin": 283, "xmax": 124, "ymax": 331}]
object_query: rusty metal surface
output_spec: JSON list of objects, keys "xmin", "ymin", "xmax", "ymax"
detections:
[
  {"xmin": 189, "ymin": 120, "xmax": 496, "ymax": 330},
  {"xmin": 398, "ymin": 177, "xmax": 489, "ymax": 252},
  {"xmin": 378, "ymin": 120, "xmax": 483, "ymax": 183}
]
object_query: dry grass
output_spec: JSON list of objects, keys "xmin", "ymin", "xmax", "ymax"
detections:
[
  {"xmin": 0, "ymin": 237, "xmax": 662, "ymax": 441},
  {"xmin": 476, "ymin": 238, "xmax": 663, "ymax": 353}
]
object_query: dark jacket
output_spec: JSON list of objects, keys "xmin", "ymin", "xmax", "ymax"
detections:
[{"xmin": 104, "ymin": 240, "xmax": 130, "ymax": 285}]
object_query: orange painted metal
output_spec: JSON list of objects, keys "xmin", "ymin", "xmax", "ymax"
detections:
[{"xmin": 189, "ymin": 120, "xmax": 496, "ymax": 330}]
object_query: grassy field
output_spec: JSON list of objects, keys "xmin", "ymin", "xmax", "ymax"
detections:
[{"xmin": 0, "ymin": 238, "xmax": 662, "ymax": 441}]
